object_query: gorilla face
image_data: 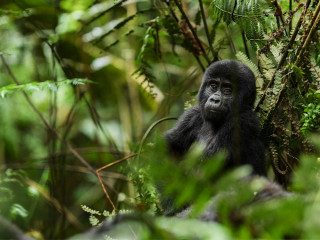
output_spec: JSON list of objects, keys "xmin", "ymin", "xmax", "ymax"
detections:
[
  {"xmin": 203, "ymin": 77, "xmax": 233, "ymax": 121},
  {"xmin": 198, "ymin": 60, "xmax": 256, "ymax": 125}
]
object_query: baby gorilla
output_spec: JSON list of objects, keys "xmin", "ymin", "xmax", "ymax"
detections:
[{"xmin": 165, "ymin": 60, "xmax": 266, "ymax": 175}]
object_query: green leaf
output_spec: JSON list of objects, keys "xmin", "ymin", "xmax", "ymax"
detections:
[
  {"xmin": 10, "ymin": 204, "xmax": 28, "ymax": 219},
  {"xmin": 0, "ymin": 78, "xmax": 94, "ymax": 98}
]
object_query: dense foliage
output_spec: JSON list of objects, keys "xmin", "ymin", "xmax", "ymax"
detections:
[{"xmin": 0, "ymin": 0, "xmax": 320, "ymax": 239}]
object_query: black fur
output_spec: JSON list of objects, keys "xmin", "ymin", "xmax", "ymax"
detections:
[{"xmin": 165, "ymin": 60, "xmax": 266, "ymax": 175}]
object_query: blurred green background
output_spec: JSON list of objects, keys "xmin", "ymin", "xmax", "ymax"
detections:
[{"xmin": 1, "ymin": 0, "xmax": 320, "ymax": 239}]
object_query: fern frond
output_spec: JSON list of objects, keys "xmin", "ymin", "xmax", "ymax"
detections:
[
  {"xmin": 89, "ymin": 215, "xmax": 100, "ymax": 226},
  {"xmin": 270, "ymin": 44, "xmax": 283, "ymax": 63},
  {"xmin": 81, "ymin": 205, "xmax": 102, "ymax": 215},
  {"xmin": 103, "ymin": 209, "xmax": 131, "ymax": 217},
  {"xmin": 309, "ymin": 59, "xmax": 320, "ymax": 82},
  {"xmin": 0, "ymin": 8, "xmax": 30, "ymax": 18},
  {"xmin": 211, "ymin": 0, "xmax": 271, "ymax": 46},
  {"xmin": 0, "ymin": 79, "xmax": 93, "ymax": 98},
  {"xmin": 105, "ymin": 236, "xmax": 116, "ymax": 240},
  {"xmin": 136, "ymin": 26, "xmax": 154, "ymax": 64},
  {"xmin": 236, "ymin": 51, "xmax": 265, "ymax": 89},
  {"xmin": 273, "ymin": 71, "xmax": 283, "ymax": 95},
  {"xmin": 259, "ymin": 53, "xmax": 276, "ymax": 81},
  {"xmin": 258, "ymin": 71, "xmax": 283, "ymax": 122},
  {"xmin": 235, "ymin": 51, "xmax": 260, "ymax": 76},
  {"xmin": 211, "ymin": 0, "xmax": 267, "ymax": 21}
]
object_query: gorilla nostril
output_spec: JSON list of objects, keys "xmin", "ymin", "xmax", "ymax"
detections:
[{"xmin": 209, "ymin": 97, "xmax": 220, "ymax": 104}]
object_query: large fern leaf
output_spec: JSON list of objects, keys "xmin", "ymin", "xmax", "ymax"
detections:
[
  {"xmin": 0, "ymin": 78, "xmax": 93, "ymax": 98},
  {"xmin": 211, "ymin": 0, "xmax": 271, "ymax": 45}
]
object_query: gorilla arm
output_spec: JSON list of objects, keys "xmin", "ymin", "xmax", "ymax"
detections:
[
  {"xmin": 239, "ymin": 111, "xmax": 266, "ymax": 175},
  {"xmin": 165, "ymin": 105, "xmax": 203, "ymax": 157},
  {"xmin": 202, "ymin": 111, "xmax": 266, "ymax": 175}
]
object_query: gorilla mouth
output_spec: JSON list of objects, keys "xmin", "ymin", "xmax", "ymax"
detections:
[{"xmin": 208, "ymin": 108, "xmax": 223, "ymax": 113}]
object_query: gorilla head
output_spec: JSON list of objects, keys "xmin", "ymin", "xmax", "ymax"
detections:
[{"xmin": 198, "ymin": 60, "xmax": 256, "ymax": 124}]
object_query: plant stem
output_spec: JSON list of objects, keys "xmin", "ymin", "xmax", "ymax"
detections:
[
  {"xmin": 289, "ymin": 0, "xmax": 292, "ymax": 32},
  {"xmin": 173, "ymin": 0, "xmax": 211, "ymax": 65},
  {"xmin": 241, "ymin": 31, "xmax": 250, "ymax": 59},
  {"xmin": 295, "ymin": 1, "xmax": 320, "ymax": 65},
  {"xmin": 162, "ymin": 0, "xmax": 205, "ymax": 71},
  {"xmin": 198, "ymin": 0, "xmax": 214, "ymax": 58},
  {"xmin": 0, "ymin": 55, "xmax": 96, "ymax": 174},
  {"xmin": 255, "ymin": 0, "xmax": 312, "ymax": 112}
]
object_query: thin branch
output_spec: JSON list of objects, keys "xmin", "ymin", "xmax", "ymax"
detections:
[
  {"xmin": 195, "ymin": 55, "xmax": 205, "ymax": 72},
  {"xmin": 62, "ymin": 97, "xmax": 80, "ymax": 139},
  {"xmin": 96, "ymin": 153, "xmax": 137, "ymax": 211},
  {"xmin": 255, "ymin": 0, "xmax": 312, "ymax": 112},
  {"xmin": 231, "ymin": 0, "xmax": 237, "ymax": 21},
  {"xmin": 241, "ymin": 31, "xmax": 250, "ymax": 59},
  {"xmin": 0, "ymin": 55, "xmax": 95, "ymax": 174},
  {"xmin": 225, "ymin": 28, "xmax": 237, "ymax": 54},
  {"xmin": 212, "ymin": 2, "xmax": 265, "ymax": 18},
  {"xmin": 25, "ymin": 178, "xmax": 84, "ymax": 231},
  {"xmin": 295, "ymin": 1, "xmax": 320, "ymax": 65},
  {"xmin": 86, "ymin": 0, "xmax": 128, "ymax": 25},
  {"xmin": 198, "ymin": 0, "xmax": 214, "ymax": 56},
  {"xmin": 1, "ymin": 55, "xmax": 125, "ymax": 207},
  {"xmin": 0, "ymin": 215, "xmax": 33, "ymax": 240},
  {"xmin": 173, "ymin": 0, "xmax": 211, "ymax": 65},
  {"xmin": 272, "ymin": 0, "xmax": 287, "ymax": 35},
  {"xmin": 289, "ymin": 0, "xmax": 292, "ymax": 32},
  {"xmin": 0, "ymin": 163, "xmax": 128, "ymax": 180},
  {"xmin": 162, "ymin": 0, "xmax": 205, "ymax": 71},
  {"xmin": 84, "ymin": 97, "xmax": 119, "ymax": 151}
]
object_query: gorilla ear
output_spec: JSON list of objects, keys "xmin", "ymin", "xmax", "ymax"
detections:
[
  {"xmin": 197, "ymin": 76, "xmax": 207, "ymax": 102},
  {"xmin": 197, "ymin": 88, "xmax": 202, "ymax": 102}
]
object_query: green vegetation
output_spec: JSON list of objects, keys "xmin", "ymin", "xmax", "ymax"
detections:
[{"xmin": 0, "ymin": 0, "xmax": 320, "ymax": 239}]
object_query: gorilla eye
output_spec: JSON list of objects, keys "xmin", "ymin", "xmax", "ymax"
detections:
[
  {"xmin": 224, "ymin": 88, "xmax": 232, "ymax": 95},
  {"xmin": 210, "ymin": 84, "xmax": 218, "ymax": 91}
]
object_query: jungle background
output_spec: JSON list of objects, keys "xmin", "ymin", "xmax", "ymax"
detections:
[{"xmin": 1, "ymin": 0, "xmax": 320, "ymax": 239}]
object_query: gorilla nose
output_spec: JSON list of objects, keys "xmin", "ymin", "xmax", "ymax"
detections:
[{"xmin": 209, "ymin": 97, "xmax": 220, "ymax": 104}]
